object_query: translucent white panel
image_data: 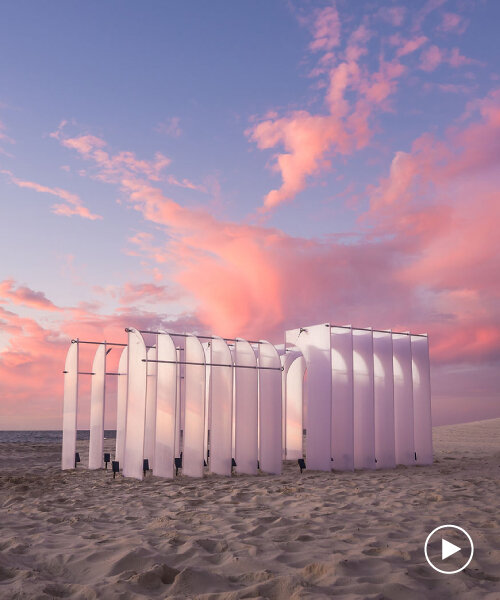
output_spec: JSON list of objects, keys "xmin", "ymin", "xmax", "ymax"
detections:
[
  {"xmin": 292, "ymin": 324, "xmax": 332, "ymax": 471},
  {"xmin": 209, "ymin": 337, "xmax": 233, "ymax": 476},
  {"xmin": 144, "ymin": 347, "xmax": 157, "ymax": 469},
  {"xmin": 286, "ymin": 355, "xmax": 305, "ymax": 460},
  {"xmin": 373, "ymin": 331, "xmax": 396, "ymax": 469},
  {"xmin": 115, "ymin": 347, "xmax": 128, "ymax": 465},
  {"xmin": 258, "ymin": 341, "xmax": 282, "ymax": 474},
  {"xmin": 234, "ymin": 338, "xmax": 258, "ymax": 475},
  {"xmin": 203, "ymin": 343, "xmax": 211, "ymax": 465},
  {"xmin": 174, "ymin": 348, "xmax": 181, "ymax": 458},
  {"xmin": 88, "ymin": 343, "xmax": 106, "ymax": 469},
  {"xmin": 183, "ymin": 335, "xmax": 206, "ymax": 477},
  {"xmin": 155, "ymin": 332, "xmax": 177, "ymax": 478},
  {"xmin": 393, "ymin": 333, "xmax": 415, "ymax": 465},
  {"xmin": 123, "ymin": 329, "xmax": 147, "ymax": 480},
  {"xmin": 331, "ymin": 327, "xmax": 354, "ymax": 471},
  {"xmin": 353, "ymin": 329, "xmax": 375, "ymax": 469},
  {"xmin": 411, "ymin": 335, "xmax": 433, "ymax": 465},
  {"xmin": 62, "ymin": 342, "xmax": 79, "ymax": 470}
]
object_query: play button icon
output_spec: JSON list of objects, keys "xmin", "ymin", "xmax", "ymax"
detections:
[
  {"xmin": 425, "ymin": 525, "xmax": 474, "ymax": 574},
  {"xmin": 442, "ymin": 538, "xmax": 461, "ymax": 560}
]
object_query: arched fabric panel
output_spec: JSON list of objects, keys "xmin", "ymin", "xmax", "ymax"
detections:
[
  {"xmin": 353, "ymin": 329, "xmax": 375, "ymax": 469},
  {"xmin": 88, "ymin": 343, "xmax": 106, "ymax": 469},
  {"xmin": 292, "ymin": 324, "xmax": 332, "ymax": 471},
  {"xmin": 411, "ymin": 335, "xmax": 433, "ymax": 465},
  {"xmin": 393, "ymin": 333, "xmax": 415, "ymax": 465},
  {"xmin": 209, "ymin": 337, "xmax": 233, "ymax": 476},
  {"xmin": 62, "ymin": 341, "xmax": 79, "ymax": 470},
  {"xmin": 331, "ymin": 326, "xmax": 354, "ymax": 471},
  {"xmin": 154, "ymin": 332, "xmax": 177, "ymax": 478},
  {"xmin": 115, "ymin": 346, "xmax": 128, "ymax": 465},
  {"xmin": 258, "ymin": 341, "xmax": 282, "ymax": 474},
  {"xmin": 285, "ymin": 355, "xmax": 305, "ymax": 460},
  {"xmin": 373, "ymin": 331, "xmax": 396, "ymax": 469},
  {"xmin": 183, "ymin": 335, "xmax": 206, "ymax": 477},
  {"xmin": 234, "ymin": 338, "xmax": 258, "ymax": 475},
  {"xmin": 144, "ymin": 346, "xmax": 157, "ymax": 469},
  {"xmin": 123, "ymin": 328, "xmax": 147, "ymax": 480}
]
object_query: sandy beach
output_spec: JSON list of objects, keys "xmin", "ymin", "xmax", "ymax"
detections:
[{"xmin": 0, "ymin": 419, "xmax": 499, "ymax": 599}]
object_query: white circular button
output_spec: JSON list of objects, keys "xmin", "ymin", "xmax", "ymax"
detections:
[{"xmin": 424, "ymin": 524, "xmax": 474, "ymax": 574}]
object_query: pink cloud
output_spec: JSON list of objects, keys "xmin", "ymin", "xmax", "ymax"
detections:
[
  {"xmin": 419, "ymin": 44, "xmax": 444, "ymax": 71},
  {"xmin": 156, "ymin": 116, "xmax": 182, "ymax": 138},
  {"xmin": 309, "ymin": 5, "xmax": 341, "ymax": 52},
  {"xmin": 378, "ymin": 6, "xmax": 406, "ymax": 27},
  {"xmin": 396, "ymin": 35, "xmax": 428, "ymax": 57},
  {"xmin": 0, "ymin": 279, "xmax": 60, "ymax": 311},
  {"xmin": 1, "ymin": 169, "xmax": 102, "ymax": 220},
  {"xmin": 439, "ymin": 12, "xmax": 468, "ymax": 34}
]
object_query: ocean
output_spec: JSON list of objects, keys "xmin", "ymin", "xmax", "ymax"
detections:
[{"xmin": 0, "ymin": 430, "xmax": 117, "ymax": 443}]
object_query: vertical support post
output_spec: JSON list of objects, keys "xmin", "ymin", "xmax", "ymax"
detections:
[
  {"xmin": 115, "ymin": 346, "xmax": 128, "ymax": 465},
  {"xmin": 411, "ymin": 335, "xmax": 433, "ymax": 465}
]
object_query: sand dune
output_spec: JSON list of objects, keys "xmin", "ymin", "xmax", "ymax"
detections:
[{"xmin": 0, "ymin": 419, "xmax": 499, "ymax": 599}]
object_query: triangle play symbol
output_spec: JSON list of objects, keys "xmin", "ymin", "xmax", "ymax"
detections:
[{"xmin": 442, "ymin": 538, "xmax": 461, "ymax": 560}]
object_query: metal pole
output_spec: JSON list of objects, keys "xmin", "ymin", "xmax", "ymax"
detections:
[
  {"xmin": 142, "ymin": 358, "xmax": 283, "ymax": 371},
  {"xmin": 71, "ymin": 339, "xmax": 155, "ymax": 348},
  {"xmin": 135, "ymin": 329, "xmax": 264, "ymax": 345},
  {"xmin": 326, "ymin": 325, "xmax": 427, "ymax": 338}
]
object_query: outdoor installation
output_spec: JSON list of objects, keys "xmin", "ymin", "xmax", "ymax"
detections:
[{"xmin": 61, "ymin": 321, "xmax": 432, "ymax": 479}]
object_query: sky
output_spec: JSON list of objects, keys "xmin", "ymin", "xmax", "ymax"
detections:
[{"xmin": 0, "ymin": 0, "xmax": 499, "ymax": 429}]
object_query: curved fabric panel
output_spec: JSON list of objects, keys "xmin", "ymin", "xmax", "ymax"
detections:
[
  {"xmin": 183, "ymin": 335, "xmax": 206, "ymax": 477},
  {"xmin": 373, "ymin": 331, "xmax": 396, "ymax": 469},
  {"xmin": 209, "ymin": 337, "xmax": 233, "ymax": 475},
  {"xmin": 144, "ymin": 346, "xmax": 157, "ymax": 469},
  {"xmin": 88, "ymin": 343, "xmax": 106, "ymax": 469},
  {"xmin": 115, "ymin": 346, "xmax": 128, "ymax": 465},
  {"xmin": 234, "ymin": 338, "xmax": 258, "ymax": 475},
  {"xmin": 62, "ymin": 341, "xmax": 79, "ymax": 470},
  {"xmin": 155, "ymin": 332, "xmax": 177, "ymax": 478},
  {"xmin": 285, "ymin": 355, "xmax": 305, "ymax": 460},
  {"xmin": 393, "ymin": 333, "xmax": 415, "ymax": 465},
  {"xmin": 258, "ymin": 341, "xmax": 282, "ymax": 474},
  {"xmin": 411, "ymin": 335, "xmax": 433, "ymax": 465},
  {"xmin": 293, "ymin": 324, "xmax": 332, "ymax": 471},
  {"xmin": 123, "ymin": 328, "xmax": 147, "ymax": 480},
  {"xmin": 353, "ymin": 329, "xmax": 375, "ymax": 469},
  {"xmin": 331, "ymin": 326, "xmax": 354, "ymax": 471}
]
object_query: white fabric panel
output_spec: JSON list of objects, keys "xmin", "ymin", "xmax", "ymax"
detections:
[
  {"xmin": 209, "ymin": 337, "xmax": 233, "ymax": 475},
  {"xmin": 144, "ymin": 347, "xmax": 157, "ymax": 469},
  {"xmin": 183, "ymin": 335, "xmax": 206, "ymax": 477},
  {"xmin": 292, "ymin": 324, "xmax": 332, "ymax": 471},
  {"xmin": 280, "ymin": 354, "xmax": 287, "ymax": 459},
  {"xmin": 203, "ymin": 343, "xmax": 211, "ymax": 465},
  {"xmin": 123, "ymin": 329, "xmax": 147, "ymax": 480},
  {"xmin": 373, "ymin": 331, "xmax": 396, "ymax": 469},
  {"xmin": 155, "ymin": 332, "xmax": 177, "ymax": 478},
  {"xmin": 175, "ymin": 348, "xmax": 181, "ymax": 457},
  {"xmin": 115, "ymin": 347, "xmax": 128, "ymax": 465},
  {"xmin": 258, "ymin": 341, "xmax": 282, "ymax": 474},
  {"xmin": 393, "ymin": 333, "xmax": 415, "ymax": 465},
  {"xmin": 331, "ymin": 327, "xmax": 354, "ymax": 471},
  {"xmin": 62, "ymin": 341, "xmax": 79, "ymax": 470},
  {"xmin": 234, "ymin": 338, "xmax": 258, "ymax": 474},
  {"xmin": 411, "ymin": 335, "xmax": 433, "ymax": 465},
  {"xmin": 88, "ymin": 343, "xmax": 106, "ymax": 469},
  {"xmin": 352, "ymin": 329, "xmax": 375, "ymax": 469},
  {"xmin": 286, "ymin": 355, "xmax": 305, "ymax": 460}
]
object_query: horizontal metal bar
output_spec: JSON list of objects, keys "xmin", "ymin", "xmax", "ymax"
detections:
[
  {"xmin": 143, "ymin": 358, "xmax": 283, "ymax": 371},
  {"xmin": 71, "ymin": 339, "xmax": 155, "ymax": 348},
  {"xmin": 63, "ymin": 371, "xmax": 125, "ymax": 375},
  {"xmin": 136, "ymin": 329, "xmax": 263, "ymax": 345},
  {"xmin": 327, "ymin": 324, "xmax": 427, "ymax": 338}
]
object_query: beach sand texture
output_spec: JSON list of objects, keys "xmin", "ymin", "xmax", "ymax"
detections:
[{"xmin": 0, "ymin": 419, "xmax": 499, "ymax": 599}]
